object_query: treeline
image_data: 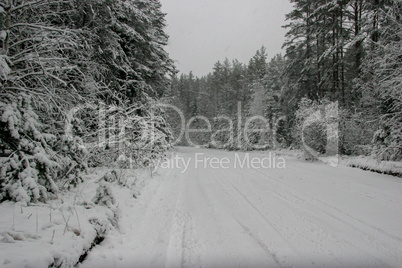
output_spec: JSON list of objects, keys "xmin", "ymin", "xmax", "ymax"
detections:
[
  {"xmin": 0, "ymin": 0, "xmax": 174, "ymax": 203},
  {"xmin": 166, "ymin": 48, "xmax": 289, "ymax": 149},
  {"xmin": 167, "ymin": 0, "xmax": 401, "ymax": 161}
]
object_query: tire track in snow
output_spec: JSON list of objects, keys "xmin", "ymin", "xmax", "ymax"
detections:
[
  {"xmin": 250, "ymin": 166, "xmax": 402, "ymax": 242},
  {"xmin": 271, "ymin": 187, "xmax": 400, "ymax": 267},
  {"xmin": 172, "ymin": 149, "xmax": 402, "ymax": 267},
  {"xmin": 250, "ymin": 166, "xmax": 402, "ymax": 243},
  {"xmin": 165, "ymin": 157, "xmax": 213, "ymax": 268},
  {"xmin": 232, "ymin": 167, "xmax": 352, "ymax": 263},
  {"xmin": 234, "ymin": 219, "xmax": 286, "ymax": 268},
  {"xmin": 212, "ymin": 167, "xmax": 303, "ymax": 266},
  {"xmin": 179, "ymin": 161, "xmax": 283, "ymax": 267},
  {"xmin": 216, "ymin": 167, "xmax": 343, "ymax": 267},
  {"xmin": 243, "ymin": 166, "xmax": 401, "ymax": 267},
  {"xmin": 211, "ymin": 161, "xmax": 394, "ymax": 267},
  {"xmin": 124, "ymin": 168, "xmax": 185, "ymax": 267},
  {"xmin": 164, "ymin": 172, "xmax": 186, "ymax": 268}
]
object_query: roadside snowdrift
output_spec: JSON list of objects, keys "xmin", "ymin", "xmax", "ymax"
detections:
[{"xmin": 0, "ymin": 168, "xmax": 152, "ymax": 267}]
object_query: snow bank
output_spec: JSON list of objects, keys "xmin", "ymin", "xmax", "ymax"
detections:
[
  {"xmin": 345, "ymin": 156, "xmax": 402, "ymax": 177},
  {"xmin": 268, "ymin": 149, "xmax": 402, "ymax": 177},
  {"xmin": 265, "ymin": 148, "xmax": 304, "ymax": 159},
  {"xmin": 0, "ymin": 167, "xmax": 152, "ymax": 267}
]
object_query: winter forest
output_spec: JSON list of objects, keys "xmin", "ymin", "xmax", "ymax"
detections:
[
  {"xmin": 168, "ymin": 0, "xmax": 401, "ymax": 160},
  {"xmin": 1, "ymin": 0, "xmax": 175, "ymax": 203},
  {"xmin": 0, "ymin": 0, "xmax": 401, "ymax": 267}
]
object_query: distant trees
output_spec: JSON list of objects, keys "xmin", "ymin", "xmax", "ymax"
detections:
[
  {"xmin": 168, "ymin": 47, "xmax": 283, "ymax": 149},
  {"xmin": 0, "ymin": 0, "xmax": 174, "ymax": 203}
]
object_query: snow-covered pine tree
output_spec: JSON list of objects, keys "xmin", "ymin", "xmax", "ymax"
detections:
[
  {"xmin": 265, "ymin": 54, "xmax": 290, "ymax": 147},
  {"xmin": 0, "ymin": 95, "xmax": 60, "ymax": 203},
  {"xmin": 0, "ymin": 0, "xmax": 100, "ymax": 202},
  {"xmin": 78, "ymin": 0, "xmax": 174, "ymax": 102},
  {"xmin": 360, "ymin": 1, "xmax": 402, "ymax": 161},
  {"xmin": 75, "ymin": 0, "xmax": 175, "ymax": 166}
]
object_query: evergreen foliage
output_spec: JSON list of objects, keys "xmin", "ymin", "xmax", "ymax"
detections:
[{"xmin": 0, "ymin": 0, "xmax": 174, "ymax": 203}]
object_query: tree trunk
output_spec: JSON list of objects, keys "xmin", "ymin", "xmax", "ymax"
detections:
[
  {"xmin": 354, "ymin": 0, "xmax": 362, "ymax": 75},
  {"xmin": 339, "ymin": 2, "xmax": 345, "ymax": 107}
]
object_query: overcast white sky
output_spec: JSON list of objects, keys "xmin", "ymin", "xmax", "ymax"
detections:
[{"xmin": 161, "ymin": 0, "xmax": 293, "ymax": 77}]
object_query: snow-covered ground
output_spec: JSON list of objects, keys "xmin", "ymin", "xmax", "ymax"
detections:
[
  {"xmin": 0, "ymin": 168, "xmax": 152, "ymax": 267},
  {"xmin": 79, "ymin": 147, "xmax": 402, "ymax": 268}
]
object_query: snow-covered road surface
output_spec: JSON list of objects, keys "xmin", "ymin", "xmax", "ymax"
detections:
[{"xmin": 80, "ymin": 147, "xmax": 402, "ymax": 267}]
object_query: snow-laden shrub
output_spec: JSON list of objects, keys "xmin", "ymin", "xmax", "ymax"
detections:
[
  {"xmin": 92, "ymin": 181, "xmax": 116, "ymax": 208},
  {"xmin": 92, "ymin": 175, "xmax": 120, "ymax": 227},
  {"xmin": 88, "ymin": 101, "xmax": 172, "ymax": 169},
  {"xmin": 0, "ymin": 96, "xmax": 59, "ymax": 203},
  {"xmin": 0, "ymin": 96, "xmax": 87, "ymax": 203},
  {"xmin": 372, "ymin": 118, "xmax": 402, "ymax": 161},
  {"xmin": 340, "ymin": 112, "xmax": 376, "ymax": 156}
]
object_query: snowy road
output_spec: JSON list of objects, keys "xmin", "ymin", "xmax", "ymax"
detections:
[{"xmin": 81, "ymin": 147, "xmax": 402, "ymax": 267}]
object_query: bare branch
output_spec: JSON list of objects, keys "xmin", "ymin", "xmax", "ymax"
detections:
[
  {"xmin": 10, "ymin": 0, "xmax": 47, "ymax": 13},
  {"xmin": 10, "ymin": 23, "xmax": 76, "ymax": 34}
]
